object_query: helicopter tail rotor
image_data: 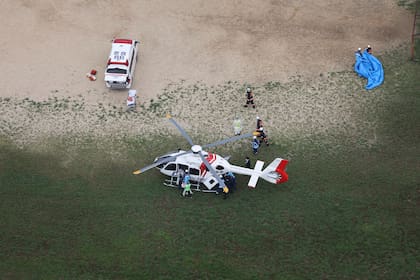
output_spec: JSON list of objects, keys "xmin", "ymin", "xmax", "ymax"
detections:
[{"xmin": 260, "ymin": 158, "xmax": 289, "ymax": 184}]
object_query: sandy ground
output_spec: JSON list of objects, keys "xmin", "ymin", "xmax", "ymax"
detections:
[{"xmin": 0, "ymin": 0, "xmax": 413, "ymax": 151}]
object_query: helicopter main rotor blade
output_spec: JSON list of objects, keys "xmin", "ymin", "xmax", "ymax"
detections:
[
  {"xmin": 133, "ymin": 151, "xmax": 192, "ymax": 175},
  {"xmin": 199, "ymin": 152, "xmax": 226, "ymax": 188},
  {"xmin": 133, "ymin": 157, "xmax": 174, "ymax": 175},
  {"xmin": 202, "ymin": 132, "xmax": 254, "ymax": 149},
  {"xmin": 166, "ymin": 114, "xmax": 194, "ymax": 146}
]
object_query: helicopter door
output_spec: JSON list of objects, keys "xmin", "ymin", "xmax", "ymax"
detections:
[{"xmin": 176, "ymin": 164, "xmax": 189, "ymax": 182}]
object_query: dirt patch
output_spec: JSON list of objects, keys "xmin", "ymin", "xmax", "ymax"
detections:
[
  {"xmin": 0, "ymin": 0, "xmax": 412, "ymax": 151},
  {"xmin": 0, "ymin": 0, "xmax": 411, "ymax": 100}
]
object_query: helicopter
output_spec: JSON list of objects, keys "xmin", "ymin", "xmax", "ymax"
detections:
[{"xmin": 133, "ymin": 114, "xmax": 289, "ymax": 193}]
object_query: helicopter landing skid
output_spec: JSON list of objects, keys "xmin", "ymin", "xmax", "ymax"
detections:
[{"xmin": 163, "ymin": 177, "xmax": 218, "ymax": 193}]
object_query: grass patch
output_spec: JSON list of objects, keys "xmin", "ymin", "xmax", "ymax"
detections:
[
  {"xmin": 1, "ymin": 134, "xmax": 418, "ymax": 279},
  {"xmin": 397, "ymin": 0, "xmax": 420, "ymax": 11}
]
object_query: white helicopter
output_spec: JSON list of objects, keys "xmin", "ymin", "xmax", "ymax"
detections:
[{"xmin": 133, "ymin": 114, "xmax": 289, "ymax": 193}]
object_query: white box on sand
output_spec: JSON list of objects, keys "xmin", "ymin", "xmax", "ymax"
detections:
[{"xmin": 127, "ymin": 89, "xmax": 137, "ymax": 107}]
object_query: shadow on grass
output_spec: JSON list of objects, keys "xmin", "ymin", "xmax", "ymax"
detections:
[{"xmin": 0, "ymin": 46, "xmax": 419, "ymax": 279}]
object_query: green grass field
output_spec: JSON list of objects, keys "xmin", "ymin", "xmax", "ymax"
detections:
[{"xmin": 1, "ymin": 47, "xmax": 419, "ymax": 279}]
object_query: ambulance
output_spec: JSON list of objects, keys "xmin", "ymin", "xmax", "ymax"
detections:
[{"xmin": 104, "ymin": 39, "xmax": 139, "ymax": 89}]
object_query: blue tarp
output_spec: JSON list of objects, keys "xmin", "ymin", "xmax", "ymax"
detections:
[{"xmin": 354, "ymin": 49, "xmax": 384, "ymax": 90}]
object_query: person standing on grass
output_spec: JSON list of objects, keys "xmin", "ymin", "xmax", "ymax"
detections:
[
  {"xmin": 177, "ymin": 168, "xmax": 185, "ymax": 190},
  {"xmin": 233, "ymin": 116, "xmax": 242, "ymax": 135},
  {"xmin": 255, "ymin": 116, "xmax": 269, "ymax": 146},
  {"xmin": 244, "ymin": 87, "xmax": 255, "ymax": 108},
  {"xmin": 245, "ymin": 156, "xmax": 251, "ymax": 168},
  {"xmin": 226, "ymin": 172, "xmax": 236, "ymax": 193},
  {"xmin": 183, "ymin": 170, "xmax": 190, "ymax": 185},
  {"xmin": 182, "ymin": 182, "xmax": 193, "ymax": 197},
  {"xmin": 256, "ymin": 116, "xmax": 263, "ymax": 130},
  {"xmin": 252, "ymin": 136, "xmax": 260, "ymax": 155},
  {"xmin": 257, "ymin": 126, "xmax": 269, "ymax": 146},
  {"xmin": 181, "ymin": 170, "xmax": 191, "ymax": 195},
  {"xmin": 222, "ymin": 185, "xmax": 229, "ymax": 199}
]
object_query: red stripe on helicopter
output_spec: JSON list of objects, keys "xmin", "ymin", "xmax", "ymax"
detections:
[
  {"xmin": 275, "ymin": 159, "xmax": 289, "ymax": 184},
  {"xmin": 199, "ymin": 153, "xmax": 216, "ymax": 176},
  {"xmin": 200, "ymin": 168, "xmax": 207, "ymax": 177},
  {"xmin": 207, "ymin": 153, "xmax": 216, "ymax": 164}
]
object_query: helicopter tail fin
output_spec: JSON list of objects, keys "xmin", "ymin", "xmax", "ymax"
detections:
[
  {"xmin": 260, "ymin": 158, "xmax": 289, "ymax": 185},
  {"xmin": 247, "ymin": 158, "xmax": 289, "ymax": 188}
]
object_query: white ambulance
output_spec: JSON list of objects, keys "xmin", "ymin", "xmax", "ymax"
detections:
[{"xmin": 104, "ymin": 39, "xmax": 139, "ymax": 89}]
